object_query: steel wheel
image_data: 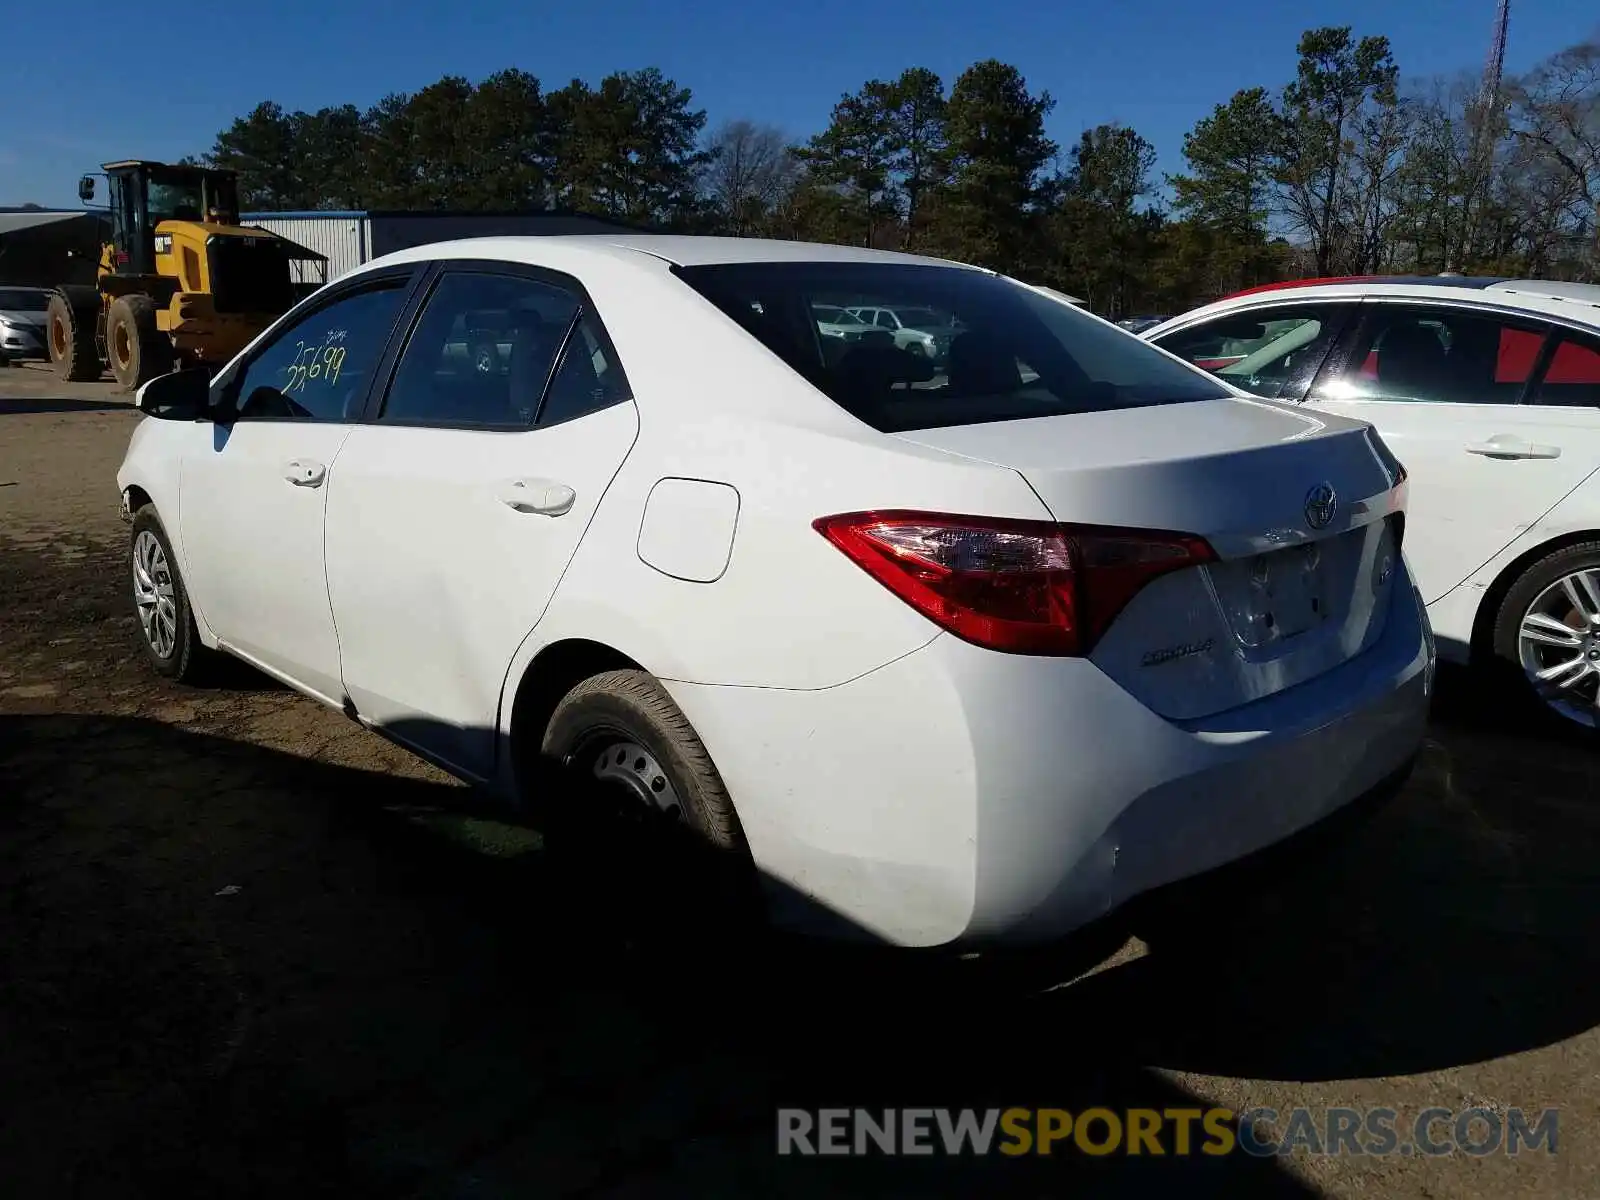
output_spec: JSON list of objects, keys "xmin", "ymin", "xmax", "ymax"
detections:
[
  {"xmin": 580, "ymin": 734, "xmax": 685, "ymax": 822},
  {"xmin": 1517, "ymin": 566, "xmax": 1600, "ymax": 729},
  {"xmin": 132, "ymin": 529, "xmax": 178, "ymax": 660}
]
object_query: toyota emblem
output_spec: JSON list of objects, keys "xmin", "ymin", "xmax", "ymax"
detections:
[{"xmin": 1304, "ymin": 483, "xmax": 1338, "ymax": 530}]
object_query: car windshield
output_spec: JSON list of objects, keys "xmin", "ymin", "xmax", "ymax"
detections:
[
  {"xmin": 675, "ymin": 261, "xmax": 1229, "ymax": 433},
  {"xmin": 894, "ymin": 307, "xmax": 949, "ymax": 328},
  {"xmin": 0, "ymin": 288, "xmax": 47, "ymax": 311}
]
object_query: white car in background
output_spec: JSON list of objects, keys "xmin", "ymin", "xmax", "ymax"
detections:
[
  {"xmin": 117, "ymin": 236, "xmax": 1429, "ymax": 948},
  {"xmin": 1146, "ymin": 276, "xmax": 1600, "ymax": 731}
]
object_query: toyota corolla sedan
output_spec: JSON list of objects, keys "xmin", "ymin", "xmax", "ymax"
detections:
[{"xmin": 117, "ymin": 236, "xmax": 1431, "ymax": 948}]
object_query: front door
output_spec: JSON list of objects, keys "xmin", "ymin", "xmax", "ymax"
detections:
[
  {"xmin": 179, "ymin": 274, "xmax": 415, "ymax": 702},
  {"xmin": 1307, "ymin": 303, "xmax": 1600, "ymax": 604},
  {"xmin": 323, "ymin": 264, "xmax": 640, "ymax": 778}
]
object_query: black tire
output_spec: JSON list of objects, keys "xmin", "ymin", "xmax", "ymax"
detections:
[
  {"xmin": 129, "ymin": 507, "xmax": 210, "ymax": 683},
  {"xmin": 539, "ymin": 669, "xmax": 762, "ymax": 932},
  {"xmin": 1489, "ymin": 540, "xmax": 1600, "ymax": 734},
  {"xmin": 46, "ymin": 290, "xmax": 101, "ymax": 382},
  {"xmin": 106, "ymin": 294, "xmax": 173, "ymax": 391}
]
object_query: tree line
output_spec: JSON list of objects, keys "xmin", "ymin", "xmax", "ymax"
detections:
[{"xmin": 197, "ymin": 27, "xmax": 1600, "ymax": 316}]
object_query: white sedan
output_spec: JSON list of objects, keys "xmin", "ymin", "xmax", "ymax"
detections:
[
  {"xmin": 117, "ymin": 236, "xmax": 1430, "ymax": 948},
  {"xmin": 1146, "ymin": 277, "xmax": 1600, "ymax": 731}
]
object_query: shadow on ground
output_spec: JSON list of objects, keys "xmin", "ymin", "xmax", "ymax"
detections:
[
  {"xmin": 0, "ymin": 397, "xmax": 130, "ymax": 415},
  {"xmin": 1, "ymin": 676, "xmax": 1596, "ymax": 1196}
]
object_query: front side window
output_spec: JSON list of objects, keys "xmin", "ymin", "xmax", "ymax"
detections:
[
  {"xmin": 1153, "ymin": 303, "xmax": 1354, "ymax": 401},
  {"xmin": 380, "ymin": 272, "xmax": 580, "ymax": 428},
  {"xmin": 1325, "ymin": 305, "xmax": 1550, "ymax": 404},
  {"xmin": 230, "ymin": 281, "xmax": 409, "ymax": 422},
  {"xmin": 676, "ymin": 262, "xmax": 1229, "ymax": 433}
]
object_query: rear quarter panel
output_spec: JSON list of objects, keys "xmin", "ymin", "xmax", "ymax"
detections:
[{"xmin": 509, "ymin": 258, "xmax": 1058, "ymax": 691}]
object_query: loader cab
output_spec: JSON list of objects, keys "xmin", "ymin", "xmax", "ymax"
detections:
[{"xmin": 84, "ymin": 161, "xmax": 242, "ymax": 279}]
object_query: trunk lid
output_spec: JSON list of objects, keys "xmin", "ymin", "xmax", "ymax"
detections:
[{"xmin": 894, "ymin": 398, "xmax": 1406, "ymax": 720}]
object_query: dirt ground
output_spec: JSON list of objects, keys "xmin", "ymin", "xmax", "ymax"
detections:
[{"xmin": 3, "ymin": 359, "xmax": 1600, "ymax": 1199}]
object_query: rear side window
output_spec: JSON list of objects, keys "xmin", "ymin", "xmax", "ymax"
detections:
[
  {"xmin": 380, "ymin": 272, "xmax": 579, "ymax": 428},
  {"xmin": 1531, "ymin": 334, "xmax": 1600, "ymax": 408},
  {"xmin": 673, "ymin": 262, "xmax": 1228, "ymax": 433},
  {"xmin": 1333, "ymin": 306, "xmax": 1550, "ymax": 404}
]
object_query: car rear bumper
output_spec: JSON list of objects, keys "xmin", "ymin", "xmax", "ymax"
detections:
[{"xmin": 665, "ymin": 569, "xmax": 1433, "ymax": 949}]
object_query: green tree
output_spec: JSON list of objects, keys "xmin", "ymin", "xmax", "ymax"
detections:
[
  {"xmin": 207, "ymin": 102, "xmax": 308, "ymax": 210},
  {"xmin": 1171, "ymin": 87, "xmax": 1282, "ymax": 240},
  {"xmin": 550, "ymin": 68, "xmax": 710, "ymax": 226},
  {"xmin": 465, "ymin": 68, "xmax": 555, "ymax": 209},
  {"xmin": 1048, "ymin": 124, "xmax": 1159, "ymax": 314},
  {"xmin": 793, "ymin": 83, "xmax": 899, "ymax": 246},
  {"xmin": 1276, "ymin": 26, "xmax": 1400, "ymax": 273},
  {"xmin": 882, "ymin": 67, "xmax": 948, "ymax": 246},
  {"xmin": 926, "ymin": 60, "xmax": 1056, "ymax": 274}
]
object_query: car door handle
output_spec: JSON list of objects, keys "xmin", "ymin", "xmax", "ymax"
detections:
[
  {"xmin": 497, "ymin": 479, "xmax": 576, "ymax": 516},
  {"xmin": 1464, "ymin": 437, "xmax": 1562, "ymax": 460},
  {"xmin": 284, "ymin": 458, "xmax": 327, "ymax": 486}
]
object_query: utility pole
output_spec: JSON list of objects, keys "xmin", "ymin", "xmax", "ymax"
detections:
[{"xmin": 1456, "ymin": 0, "xmax": 1511, "ymax": 272}]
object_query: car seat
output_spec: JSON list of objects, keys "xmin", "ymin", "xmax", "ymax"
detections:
[
  {"xmin": 1376, "ymin": 323, "xmax": 1451, "ymax": 399},
  {"xmin": 946, "ymin": 330, "xmax": 1024, "ymax": 395}
]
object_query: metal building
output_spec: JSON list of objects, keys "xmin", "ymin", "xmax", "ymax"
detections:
[
  {"xmin": 239, "ymin": 210, "xmax": 648, "ymax": 287},
  {"xmin": 0, "ymin": 209, "xmax": 107, "ymax": 287}
]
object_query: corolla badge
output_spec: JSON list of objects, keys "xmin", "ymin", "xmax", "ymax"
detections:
[{"xmin": 1304, "ymin": 482, "xmax": 1338, "ymax": 531}]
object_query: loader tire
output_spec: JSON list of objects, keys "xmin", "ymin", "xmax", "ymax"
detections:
[
  {"xmin": 106, "ymin": 294, "xmax": 173, "ymax": 391},
  {"xmin": 47, "ymin": 290, "xmax": 102, "ymax": 382}
]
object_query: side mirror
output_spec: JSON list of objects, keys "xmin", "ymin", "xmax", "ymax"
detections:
[
  {"xmin": 78, "ymin": 176, "xmax": 96, "ymax": 203},
  {"xmin": 134, "ymin": 369, "xmax": 211, "ymax": 420}
]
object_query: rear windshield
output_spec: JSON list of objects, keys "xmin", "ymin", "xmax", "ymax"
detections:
[
  {"xmin": 0, "ymin": 288, "xmax": 47, "ymax": 311},
  {"xmin": 673, "ymin": 262, "xmax": 1229, "ymax": 432}
]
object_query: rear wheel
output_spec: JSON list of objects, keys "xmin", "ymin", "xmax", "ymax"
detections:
[
  {"xmin": 106, "ymin": 294, "xmax": 173, "ymax": 391},
  {"xmin": 1491, "ymin": 541, "xmax": 1600, "ymax": 733},
  {"xmin": 539, "ymin": 669, "xmax": 761, "ymax": 932},
  {"xmin": 46, "ymin": 290, "xmax": 101, "ymax": 382}
]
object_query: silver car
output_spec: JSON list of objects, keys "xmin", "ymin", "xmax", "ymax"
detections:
[{"xmin": 0, "ymin": 287, "xmax": 52, "ymax": 362}]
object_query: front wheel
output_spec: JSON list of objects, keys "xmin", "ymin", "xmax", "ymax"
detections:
[
  {"xmin": 106, "ymin": 294, "xmax": 173, "ymax": 391},
  {"xmin": 540, "ymin": 669, "xmax": 761, "ymax": 928},
  {"xmin": 1491, "ymin": 541, "xmax": 1600, "ymax": 733},
  {"xmin": 130, "ymin": 508, "xmax": 210, "ymax": 682}
]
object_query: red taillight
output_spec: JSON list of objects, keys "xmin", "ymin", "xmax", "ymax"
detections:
[{"xmin": 813, "ymin": 510, "xmax": 1216, "ymax": 656}]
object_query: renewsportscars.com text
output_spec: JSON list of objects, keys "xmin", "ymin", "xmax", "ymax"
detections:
[{"xmin": 776, "ymin": 1106, "xmax": 1560, "ymax": 1158}]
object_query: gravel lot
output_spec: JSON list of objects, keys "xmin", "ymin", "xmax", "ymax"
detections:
[{"xmin": 3, "ymin": 360, "xmax": 1598, "ymax": 1198}]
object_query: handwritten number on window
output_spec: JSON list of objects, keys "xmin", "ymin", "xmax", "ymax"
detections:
[{"xmin": 282, "ymin": 338, "xmax": 348, "ymax": 394}]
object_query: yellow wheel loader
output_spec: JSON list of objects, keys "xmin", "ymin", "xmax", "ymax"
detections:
[{"xmin": 47, "ymin": 161, "xmax": 325, "ymax": 390}]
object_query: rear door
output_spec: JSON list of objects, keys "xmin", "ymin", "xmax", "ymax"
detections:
[
  {"xmin": 323, "ymin": 260, "xmax": 639, "ymax": 779},
  {"xmin": 1305, "ymin": 302, "xmax": 1600, "ymax": 604}
]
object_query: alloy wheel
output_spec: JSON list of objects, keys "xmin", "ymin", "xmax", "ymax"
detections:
[
  {"xmin": 1517, "ymin": 567, "xmax": 1600, "ymax": 729},
  {"xmin": 132, "ymin": 530, "xmax": 178, "ymax": 659}
]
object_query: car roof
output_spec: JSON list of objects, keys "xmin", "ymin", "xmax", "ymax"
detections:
[
  {"xmin": 1154, "ymin": 274, "xmax": 1600, "ymax": 332},
  {"xmin": 362, "ymin": 233, "xmax": 985, "ymax": 273}
]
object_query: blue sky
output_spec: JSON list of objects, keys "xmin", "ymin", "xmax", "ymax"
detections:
[{"xmin": 0, "ymin": 0, "xmax": 1589, "ymax": 209}]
